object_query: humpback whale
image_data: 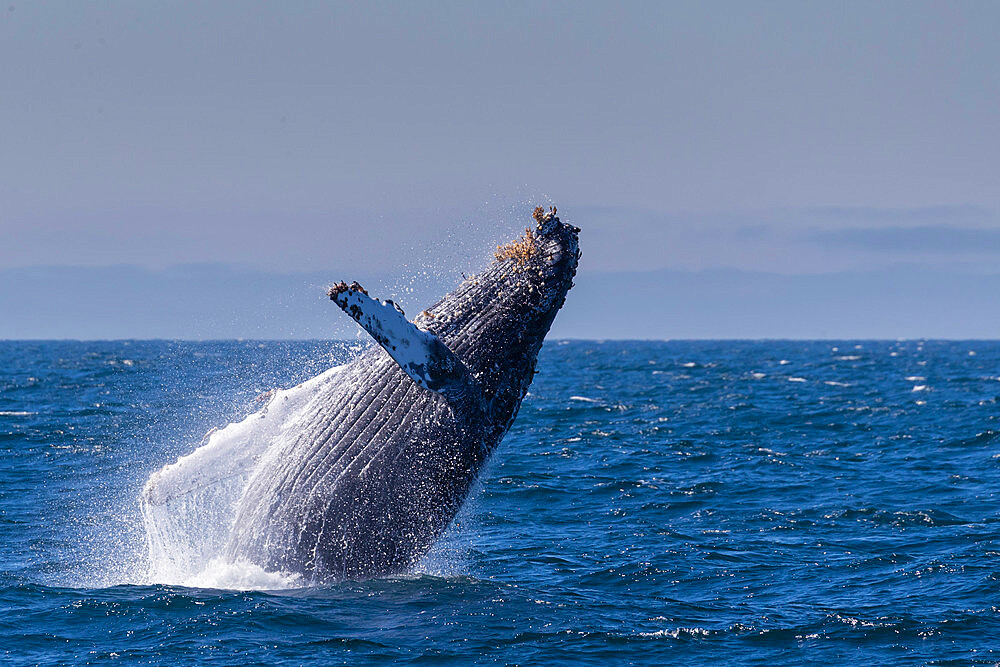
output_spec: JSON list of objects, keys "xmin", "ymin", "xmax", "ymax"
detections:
[{"xmin": 142, "ymin": 207, "xmax": 579, "ymax": 583}]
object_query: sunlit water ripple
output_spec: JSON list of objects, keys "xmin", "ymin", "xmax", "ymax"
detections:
[{"xmin": 2, "ymin": 340, "xmax": 1000, "ymax": 664}]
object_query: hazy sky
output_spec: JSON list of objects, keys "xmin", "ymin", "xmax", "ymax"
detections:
[{"xmin": 2, "ymin": 2, "xmax": 999, "ymax": 338}]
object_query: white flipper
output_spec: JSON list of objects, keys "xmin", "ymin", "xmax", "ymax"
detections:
[{"xmin": 328, "ymin": 282, "xmax": 474, "ymax": 401}]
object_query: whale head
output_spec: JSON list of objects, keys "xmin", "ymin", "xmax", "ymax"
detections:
[{"xmin": 417, "ymin": 207, "xmax": 581, "ymax": 436}]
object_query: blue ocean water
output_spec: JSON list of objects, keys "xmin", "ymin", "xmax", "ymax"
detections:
[{"xmin": 2, "ymin": 339, "xmax": 1000, "ymax": 664}]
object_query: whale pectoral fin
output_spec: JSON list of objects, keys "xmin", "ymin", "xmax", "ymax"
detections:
[{"xmin": 328, "ymin": 281, "xmax": 472, "ymax": 399}]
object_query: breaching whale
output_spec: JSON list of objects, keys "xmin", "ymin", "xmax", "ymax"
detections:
[{"xmin": 142, "ymin": 207, "xmax": 579, "ymax": 583}]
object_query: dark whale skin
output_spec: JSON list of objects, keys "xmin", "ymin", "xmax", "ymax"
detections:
[{"xmin": 226, "ymin": 213, "xmax": 580, "ymax": 581}]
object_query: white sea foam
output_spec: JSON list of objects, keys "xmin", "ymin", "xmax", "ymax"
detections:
[
  {"xmin": 569, "ymin": 396, "xmax": 601, "ymax": 403},
  {"xmin": 141, "ymin": 365, "xmax": 347, "ymax": 587},
  {"xmin": 0, "ymin": 411, "xmax": 36, "ymax": 416},
  {"xmin": 178, "ymin": 558, "xmax": 304, "ymax": 591}
]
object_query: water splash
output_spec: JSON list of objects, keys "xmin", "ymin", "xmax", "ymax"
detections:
[{"xmin": 140, "ymin": 365, "xmax": 347, "ymax": 588}]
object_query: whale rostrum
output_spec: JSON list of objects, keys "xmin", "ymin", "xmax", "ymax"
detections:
[{"xmin": 142, "ymin": 207, "xmax": 580, "ymax": 582}]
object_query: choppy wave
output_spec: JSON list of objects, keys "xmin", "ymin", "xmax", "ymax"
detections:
[{"xmin": 4, "ymin": 339, "xmax": 1000, "ymax": 664}]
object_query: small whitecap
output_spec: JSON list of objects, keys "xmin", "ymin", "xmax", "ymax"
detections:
[
  {"xmin": 569, "ymin": 396, "xmax": 600, "ymax": 403},
  {"xmin": 751, "ymin": 372, "xmax": 766, "ymax": 379},
  {"xmin": 905, "ymin": 376, "xmax": 925, "ymax": 381},
  {"xmin": 912, "ymin": 385, "xmax": 928, "ymax": 392},
  {"xmin": 788, "ymin": 377, "xmax": 807, "ymax": 383},
  {"xmin": 0, "ymin": 411, "xmax": 36, "ymax": 416},
  {"xmin": 637, "ymin": 627, "xmax": 711, "ymax": 639},
  {"xmin": 835, "ymin": 355, "xmax": 861, "ymax": 361},
  {"xmin": 824, "ymin": 381, "xmax": 850, "ymax": 387},
  {"xmin": 681, "ymin": 362, "xmax": 697, "ymax": 368},
  {"xmin": 779, "ymin": 360, "xmax": 791, "ymax": 365},
  {"xmin": 969, "ymin": 350, "xmax": 977, "ymax": 356}
]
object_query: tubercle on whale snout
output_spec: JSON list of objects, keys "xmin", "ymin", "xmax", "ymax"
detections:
[{"xmin": 533, "ymin": 205, "xmax": 581, "ymax": 235}]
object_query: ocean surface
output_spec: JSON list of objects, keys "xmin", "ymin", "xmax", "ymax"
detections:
[{"xmin": 2, "ymin": 339, "xmax": 1000, "ymax": 665}]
